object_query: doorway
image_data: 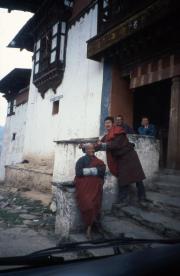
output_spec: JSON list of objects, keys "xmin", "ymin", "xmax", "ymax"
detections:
[{"xmin": 133, "ymin": 79, "xmax": 171, "ymax": 167}]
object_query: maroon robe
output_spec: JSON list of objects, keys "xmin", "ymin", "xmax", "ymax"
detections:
[
  {"xmin": 98, "ymin": 126, "xmax": 146, "ymax": 186},
  {"xmin": 74, "ymin": 155, "xmax": 106, "ymax": 227}
]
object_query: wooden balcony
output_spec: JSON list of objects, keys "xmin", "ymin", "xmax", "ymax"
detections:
[{"xmin": 98, "ymin": 0, "xmax": 157, "ymax": 34}]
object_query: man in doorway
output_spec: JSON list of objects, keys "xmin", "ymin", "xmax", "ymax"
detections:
[
  {"xmin": 95, "ymin": 116, "xmax": 148, "ymax": 206},
  {"xmin": 115, "ymin": 114, "xmax": 134, "ymax": 134},
  {"xmin": 138, "ymin": 117, "xmax": 156, "ymax": 137},
  {"xmin": 74, "ymin": 143, "xmax": 106, "ymax": 239}
]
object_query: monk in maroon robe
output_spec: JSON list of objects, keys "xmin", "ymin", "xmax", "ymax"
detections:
[
  {"xmin": 74, "ymin": 143, "xmax": 106, "ymax": 239},
  {"xmin": 95, "ymin": 116, "xmax": 147, "ymax": 204}
]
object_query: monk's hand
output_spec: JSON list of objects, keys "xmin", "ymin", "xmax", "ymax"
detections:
[
  {"xmin": 79, "ymin": 143, "xmax": 84, "ymax": 149},
  {"xmin": 96, "ymin": 140, "xmax": 102, "ymax": 145},
  {"xmin": 83, "ymin": 168, "xmax": 98, "ymax": 176}
]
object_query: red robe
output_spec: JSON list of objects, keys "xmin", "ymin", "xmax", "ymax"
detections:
[
  {"xmin": 99, "ymin": 125, "xmax": 145, "ymax": 186},
  {"xmin": 101, "ymin": 126, "xmax": 125, "ymax": 177},
  {"xmin": 74, "ymin": 155, "xmax": 106, "ymax": 227}
]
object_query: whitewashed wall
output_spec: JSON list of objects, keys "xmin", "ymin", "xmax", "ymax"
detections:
[
  {"xmin": 55, "ymin": 5, "xmax": 103, "ymax": 140},
  {"xmin": 23, "ymin": 5, "xmax": 101, "ymax": 169},
  {"xmin": 0, "ymin": 103, "xmax": 27, "ymax": 181},
  {"xmin": 53, "ymin": 136, "xmax": 160, "ymax": 200},
  {"xmin": 23, "ymin": 73, "xmax": 59, "ymax": 168}
]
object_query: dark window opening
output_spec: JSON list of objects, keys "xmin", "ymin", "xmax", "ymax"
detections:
[
  {"xmin": 12, "ymin": 133, "xmax": 16, "ymax": 141},
  {"xmin": 133, "ymin": 79, "xmax": 171, "ymax": 167},
  {"xmin": 52, "ymin": 100, "xmax": 59, "ymax": 115},
  {"xmin": 7, "ymin": 100, "xmax": 16, "ymax": 116}
]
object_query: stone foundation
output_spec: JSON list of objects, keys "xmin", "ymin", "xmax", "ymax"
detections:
[
  {"xmin": 54, "ymin": 182, "xmax": 84, "ymax": 238},
  {"xmin": 5, "ymin": 165, "xmax": 52, "ymax": 193}
]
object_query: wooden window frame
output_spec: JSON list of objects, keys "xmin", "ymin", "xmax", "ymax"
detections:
[
  {"xmin": 52, "ymin": 100, "xmax": 60, "ymax": 115},
  {"xmin": 33, "ymin": 21, "xmax": 67, "ymax": 97},
  {"xmin": 7, "ymin": 99, "xmax": 16, "ymax": 116}
]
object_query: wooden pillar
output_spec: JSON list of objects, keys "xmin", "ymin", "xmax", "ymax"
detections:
[
  {"xmin": 167, "ymin": 77, "xmax": 180, "ymax": 169},
  {"xmin": 110, "ymin": 64, "xmax": 133, "ymax": 127}
]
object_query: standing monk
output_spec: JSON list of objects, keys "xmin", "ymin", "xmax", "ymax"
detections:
[
  {"xmin": 96, "ymin": 116, "xmax": 147, "ymax": 205},
  {"xmin": 74, "ymin": 143, "xmax": 106, "ymax": 239}
]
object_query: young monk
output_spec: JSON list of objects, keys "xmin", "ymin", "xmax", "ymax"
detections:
[
  {"xmin": 74, "ymin": 143, "xmax": 106, "ymax": 239},
  {"xmin": 96, "ymin": 116, "xmax": 147, "ymax": 204}
]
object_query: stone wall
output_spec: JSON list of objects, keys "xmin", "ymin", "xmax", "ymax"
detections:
[
  {"xmin": 53, "ymin": 135, "xmax": 160, "ymax": 238},
  {"xmin": 5, "ymin": 165, "xmax": 52, "ymax": 193},
  {"xmin": 0, "ymin": 103, "xmax": 28, "ymax": 181},
  {"xmin": 54, "ymin": 182, "xmax": 84, "ymax": 238}
]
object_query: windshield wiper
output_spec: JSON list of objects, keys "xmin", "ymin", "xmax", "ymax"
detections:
[{"xmin": 0, "ymin": 237, "xmax": 180, "ymax": 267}]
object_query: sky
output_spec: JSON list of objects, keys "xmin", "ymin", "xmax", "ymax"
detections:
[{"xmin": 0, "ymin": 8, "xmax": 33, "ymax": 126}]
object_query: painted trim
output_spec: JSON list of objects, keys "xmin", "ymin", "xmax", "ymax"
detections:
[
  {"xmin": 100, "ymin": 60, "xmax": 112, "ymax": 135},
  {"xmin": 68, "ymin": 0, "xmax": 97, "ymax": 28}
]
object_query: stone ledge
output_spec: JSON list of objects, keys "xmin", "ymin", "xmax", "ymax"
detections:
[
  {"xmin": 5, "ymin": 165, "xmax": 53, "ymax": 176},
  {"xmin": 52, "ymin": 181, "xmax": 75, "ymax": 190},
  {"xmin": 54, "ymin": 135, "xmax": 158, "ymax": 145},
  {"xmin": 54, "ymin": 137, "xmax": 99, "ymax": 144}
]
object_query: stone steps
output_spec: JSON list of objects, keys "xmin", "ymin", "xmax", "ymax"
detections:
[
  {"xmin": 102, "ymin": 215, "xmax": 162, "ymax": 239},
  {"xmin": 116, "ymin": 206, "xmax": 180, "ymax": 237},
  {"xmin": 154, "ymin": 174, "xmax": 180, "ymax": 184},
  {"xmin": 69, "ymin": 171, "xmax": 180, "ymax": 257},
  {"xmin": 146, "ymin": 191, "xmax": 180, "ymax": 215},
  {"xmin": 69, "ymin": 215, "xmax": 164, "ymax": 257},
  {"xmin": 149, "ymin": 181, "xmax": 180, "ymax": 196},
  {"xmin": 158, "ymin": 169, "xmax": 180, "ymax": 176}
]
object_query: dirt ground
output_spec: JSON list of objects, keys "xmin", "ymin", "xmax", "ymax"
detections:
[{"xmin": 0, "ymin": 184, "xmax": 57, "ymax": 257}]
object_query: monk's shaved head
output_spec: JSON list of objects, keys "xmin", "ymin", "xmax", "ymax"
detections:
[{"xmin": 84, "ymin": 143, "xmax": 95, "ymax": 156}]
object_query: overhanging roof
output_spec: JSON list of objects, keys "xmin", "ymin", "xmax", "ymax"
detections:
[
  {"xmin": 8, "ymin": 16, "xmax": 34, "ymax": 51},
  {"xmin": 7, "ymin": 0, "xmax": 73, "ymax": 51},
  {"xmin": 0, "ymin": 0, "xmax": 42, "ymax": 13},
  {"xmin": 0, "ymin": 68, "xmax": 31, "ymax": 94}
]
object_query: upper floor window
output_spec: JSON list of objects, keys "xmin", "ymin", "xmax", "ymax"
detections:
[
  {"xmin": 7, "ymin": 99, "xmax": 16, "ymax": 116},
  {"xmin": 33, "ymin": 21, "xmax": 67, "ymax": 97},
  {"xmin": 33, "ymin": 21, "xmax": 66, "ymax": 78}
]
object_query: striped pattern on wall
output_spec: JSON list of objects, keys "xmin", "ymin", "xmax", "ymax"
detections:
[{"xmin": 130, "ymin": 54, "xmax": 180, "ymax": 89}]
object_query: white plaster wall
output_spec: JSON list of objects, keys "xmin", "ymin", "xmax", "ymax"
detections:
[
  {"xmin": 55, "ymin": 5, "xmax": 103, "ymax": 140},
  {"xmin": 0, "ymin": 103, "xmax": 27, "ymax": 181},
  {"xmin": 23, "ymin": 73, "xmax": 59, "ymax": 165},
  {"xmin": 22, "ymin": 5, "xmax": 102, "ymax": 169},
  {"xmin": 53, "ymin": 137, "xmax": 160, "ymax": 183}
]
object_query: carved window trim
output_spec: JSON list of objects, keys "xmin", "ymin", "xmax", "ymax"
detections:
[{"xmin": 33, "ymin": 21, "xmax": 67, "ymax": 97}]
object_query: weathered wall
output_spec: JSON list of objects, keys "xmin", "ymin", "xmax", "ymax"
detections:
[
  {"xmin": 23, "ymin": 5, "xmax": 101, "ymax": 168},
  {"xmin": 53, "ymin": 135, "xmax": 160, "ymax": 237},
  {"xmin": 55, "ymin": 184, "xmax": 84, "ymax": 237},
  {"xmin": 5, "ymin": 165, "xmax": 52, "ymax": 192},
  {"xmin": 0, "ymin": 103, "xmax": 28, "ymax": 181},
  {"xmin": 55, "ymin": 5, "xmax": 103, "ymax": 141},
  {"xmin": 23, "ymin": 75, "xmax": 59, "ymax": 168}
]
